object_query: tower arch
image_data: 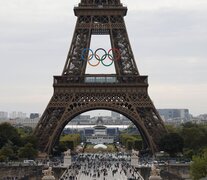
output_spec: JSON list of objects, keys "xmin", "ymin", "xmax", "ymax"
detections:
[{"xmin": 45, "ymin": 106, "xmax": 155, "ymax": 154}]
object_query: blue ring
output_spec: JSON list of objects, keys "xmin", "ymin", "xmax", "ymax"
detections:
[{"xmin": 81, "ymin": 48, "xmax": 93, "ymax": 61}]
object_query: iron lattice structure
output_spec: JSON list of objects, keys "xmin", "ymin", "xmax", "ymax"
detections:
[{"xmin": 34, "ymin": 0, "xmax": 167, "ymax": 154}]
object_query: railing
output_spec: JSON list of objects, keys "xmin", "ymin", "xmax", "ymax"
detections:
[
  {"xmin": 74, "ymin": 2, "xmax": 127, "ymax": 16},
  {"xmin": 78, "ymin": 0, "xmax": 123, "ymax": 7},
  {"xmin": 53, "ymin": 75, "xmax": 148, "ymax": 85},
  {"xmin": 77, "ymin": 23, "xmax": 125, "ymax": 29},
  {"xmin": 78, "ymin": 3, "xmax": 123, "ymax": 7}
]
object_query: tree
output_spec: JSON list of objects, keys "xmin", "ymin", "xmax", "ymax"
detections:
[
  {"xmin": 0, "ymin": 123, "xmax": 21, "ymax": 148},
  {"xmin": 53, "ymin": 141, "xmax": 68, "ymax": 156},
  {"xmin": 53, "ymin": 134, "xmax": 81, "ymax": 156},
  {"xmin": 119, "ymin": 133, "xmax": 143, "ymax": 150},
  {"xmin": 181, "ymin": 125, "xmax": 207, "ymax": 151},
  {"xmin": 190, "ymin": 149, "xmax": 207, "ymax": 180},
  {"xmin": 159, "ymin": 133, "xmax": 184, "ymax": 157},
  {"xmin": 0, "ymin": 154, "xmax": 7, "ymax": 162},
  {"xmin": 134, "ymin": 140, "xmax": 143, "ymax": 150},
  {"xmin": 18, "ymin": 143, "xmax": 38, "ymax": 159},
  {"xmin": 21, "ymin": 135, "xmax": 37, "ymax": 148},
  {"xmin": 60, "ymin": 134, "xmax": 80, "ymax": 150},
  {"xmin": 0, "ymin": 144, "xmax": 16, "ymax": 161},
  {"xmin": 165, "ymin": 124, "xmax": 179, "ymax": 133},
  {"xmin": 0, "ymin": 124, "xmax": 38, "ymax": 161},
  {"xmin": 17, "ymin": 126, "xmax": 33, "ymax": 137},
  {"xmin": 126, "ymin": 140, "xmax": 133, "ymax": 150}
]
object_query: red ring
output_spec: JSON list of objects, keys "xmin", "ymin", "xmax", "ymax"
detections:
[{"xmin": 108, "ymin": 48, "xmax": 121, "ymax": 61}]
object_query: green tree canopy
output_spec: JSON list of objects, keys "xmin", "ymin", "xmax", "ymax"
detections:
[
  {"xmin": 0, "ymin": 123, "xmax": 21, "ymax": 148},
  {"xmin": 18, "ymin": 143, "xmax": 38, "ymax": 159},
  {"xmin": 159, "ymin": 133, "xmax": 184, "ymax": 157},
  {"xmin": 181, "ymin": 124, "xmax": 207, "ymax": 151},
  {"xmin": 21, "ymin": 135, "xmax": 37, "ymax": 148},
  {"xmin": 120, "ymin": 133, "xmax": 143, "ymax": 150},
  {"xmin": 17, "ymin": 126, "xmax": 33, "ymax": 137},
  {"xmin": 190, "ymin": 148, "xmax": 207, "ymax": 180},
  {"xmin": 0, "ymin": 144, "xmax": 16, "ymax": 161}
]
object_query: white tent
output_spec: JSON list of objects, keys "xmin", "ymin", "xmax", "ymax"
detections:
[{"xmin": 93, "ymin": 144, "xmax": 107, "ymax": 149}]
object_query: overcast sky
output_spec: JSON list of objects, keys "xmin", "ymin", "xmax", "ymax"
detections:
[{"xmin": 0, "ymin": 0, "xmax": 207, "ymax": 116}]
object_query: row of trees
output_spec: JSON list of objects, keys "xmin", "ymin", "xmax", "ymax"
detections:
[
  {"xmin": 0, "ymin": 123, "xmax": 82, "ymax": 159},
  {"xmin": 163, "ymin": 122, "xmax": 207, "ymax": 179},
  {"xmin": 119, "ymin": 134, "xmax": 143, "ymax": 151},
  {"xmin": 190, "ymin": 148, "xmax": 207, "ymax": 180},
  {"xmin": 0, "ymin": 123, "xmax": 38, "ymax": 161},
  {"xmin": 53, "ymin": 134, "xmax": 81, "ymax": 156},
  {"xmin": 158, "ymin": 132, "xmax": 184, "ymax": 157},
  {"xmin": 165, "ymin": 122, "xmax": 207, "ymax": 158}
]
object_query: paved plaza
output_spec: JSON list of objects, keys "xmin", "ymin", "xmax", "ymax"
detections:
[
  {"xmin": 77, "ymin": 164, "xmax": 143, "ymax": 180},
  {"xmin": 60, "ymin": 153, "xmax": 144, "ymax": 180}
]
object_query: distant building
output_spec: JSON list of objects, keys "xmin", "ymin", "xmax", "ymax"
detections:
[
  {"xmin": 191, "ymin": 114, "xmax": 207, "ymax": 124},
  {"xmin": 15, "ymin": 117, "xmax": 40, "ymax": 129},
  {"xmin": 84, "ymin": 117, "xmax": 119, "ymax": 144},
  {"xmin": 9, "ymin": 111, "xmax": 27, "ymax": 119},
  {"xmin": 158, "ymin": 109, "xmax": 190, "ymax": 124},
  {"xmin": 0, "ymin": 119, "xmax": 16, "ymax": 125},
  {"xmin": 111, "ymin": 111, "xmax": 120, "ymax": 119},
  {"xmin": 107, "ymin": 128, "xmax": 118, "ymax": 136},
  {"xmin": 0, "ymin": 111, "xmax": 41, "ymax": 127},
  {"xmin": 30, "ymin": 113, "xmax": 40, "ymax": 119},
  {"xmin": 84, "ymin": 128, "xmax": 94, "ymax": 136},
  {"xmin": 0, "ymin": 111, "xmax": 8, "ymax": 120},
  {"xmin": 69, "ymin": 113, "xmax": 134, "ymax": 126},
  {"xmin": 94, "ymin": 124, "xmax": 107, "ymax": 135},
  {"xmin": 121, "ymin": 116, "xmax": 132, "ymax": 125},
  {"xmin": 70, "ymin": 115, "xmax": 91, "ymax": 125},
  {"xmin": 198, "ymin": 114, "xmax": 207, "ymax": 121}
]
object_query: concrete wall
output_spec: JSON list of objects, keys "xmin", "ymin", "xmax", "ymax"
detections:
[
  {"xmin": 138, "ymin": 164, "xmax": 191, "ymax": 180},
  {"xmin": 0, "ymin": 164, "xmax": 190, "ymax": 180},
  {"xmin": 0, "ymin": 165, "xmax": 42, "ymax": 180},
  {"xmin": 0, "ymin": 165, "xmax": 66, "ymax": 180}
]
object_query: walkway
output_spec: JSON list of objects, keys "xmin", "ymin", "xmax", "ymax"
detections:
[{"xmin": 60, "ymin": 153, "xmax": 144, "ymax": 180}]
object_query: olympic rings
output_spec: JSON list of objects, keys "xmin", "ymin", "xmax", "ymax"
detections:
[{"xmin": 81, "ymin": 48, "xmax": 121, "ymax": 67}]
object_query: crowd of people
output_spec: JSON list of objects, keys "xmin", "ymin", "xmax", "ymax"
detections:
[{"xmin": 60, "ymin": 153, "xmax": 144, "ymax": 180}]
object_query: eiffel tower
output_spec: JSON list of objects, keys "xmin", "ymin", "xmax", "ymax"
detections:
[{"xmin": 34, "ymin": 0, "xmax": 167, "ymax": 154}]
